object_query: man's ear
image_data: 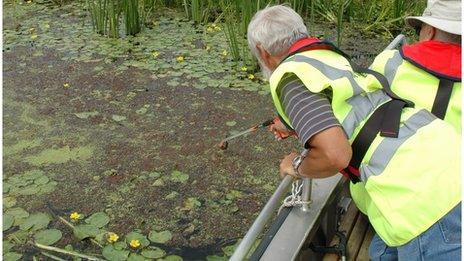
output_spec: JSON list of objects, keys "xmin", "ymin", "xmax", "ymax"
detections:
[
  {"xmin": 257, "ymin": 45, "xmax": 272, "ymax": 68},
  {"xmin": 420, "ymin": 24, "xmax": 436, "ymax": 41}
]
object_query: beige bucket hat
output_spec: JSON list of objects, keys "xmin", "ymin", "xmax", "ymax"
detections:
[{"xmin": 405, "ymin": 0, "xmax": 462, "ymax": 35}]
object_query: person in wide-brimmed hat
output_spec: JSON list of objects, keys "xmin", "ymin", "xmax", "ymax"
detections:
[
  {"xmin": 371, "ymin": 0, "xmax": 462, "ymax": 132},
  {"xmin": 369, "ymin": 1, "xmax": 462, "ymax": 259}
]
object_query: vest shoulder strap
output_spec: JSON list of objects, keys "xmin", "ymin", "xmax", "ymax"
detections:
[
  {"xmin": 431, "ymin": 78, "xmax": 455, "ymax": 119},
  {"xmin": 341, "ymin": 99, "xmax": 407, "ymax": 183}
]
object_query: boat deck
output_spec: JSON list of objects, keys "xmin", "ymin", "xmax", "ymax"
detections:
[
  {"xmin": 295, "ymin": 201, "xmax": 374, "ymax": 261},
  {"xmin": 324, "ymin": 202, "xmax": 374, "ymax": 261}
]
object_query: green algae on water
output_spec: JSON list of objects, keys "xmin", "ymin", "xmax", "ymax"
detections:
[{"xmin": 25, "ymin": 146, "xmax": 93, "ymax": 166}]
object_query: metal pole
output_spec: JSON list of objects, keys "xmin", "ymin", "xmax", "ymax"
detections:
[
  {"xmin": 230, "ymin": 175, "xmax": 294, "ymax": 261},
  {"xmin": 300, "ymin": 178, "xmax": 312, "ymax": 212},
  {"xmin": 383, "ymin": 34, "xmax": 406, "ymax": 53}
]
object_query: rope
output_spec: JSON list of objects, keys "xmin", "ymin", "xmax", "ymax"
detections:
[{"xmin": 278, "ymin": 179, "xmax": 311, "ymax": 214}]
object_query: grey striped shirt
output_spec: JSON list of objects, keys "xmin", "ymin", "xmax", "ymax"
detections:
[{"xmin": 278, "ymin": 74, "xmax": 341, "ymax": 148}]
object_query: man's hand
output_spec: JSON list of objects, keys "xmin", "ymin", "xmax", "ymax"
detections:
[
  {"xmin": 279, "ymin": 152, "xmax": 299, "ymax": 178},
  {"xmin": 269, "ymin": 117, "xmax": 295, "ymax": 140}
]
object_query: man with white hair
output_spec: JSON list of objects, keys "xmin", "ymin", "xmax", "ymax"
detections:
[
  {"xmin": 371, "ymin": 0, "xmax": 461, "ymax": 132},
  {"xmin": 247, "ymin": 4, "xmax": 461, "ymax": 260}
]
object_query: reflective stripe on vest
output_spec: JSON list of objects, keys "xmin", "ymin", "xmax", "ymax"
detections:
[
  {"xmin": 371, "ymin": 50, "xmax": 461, "ymax": 132},
  {"xmin": 270, "ymin": 48, "xmax": 461, "ymax": 246}
]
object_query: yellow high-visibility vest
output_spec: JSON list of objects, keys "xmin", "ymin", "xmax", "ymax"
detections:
[
  {"xmin": 269, "ymin": 45, "xmax": 461, "ymax": 246},
  {"xmin": 371, "ymin": 47, "xmax": 461, "ymax": 133}
]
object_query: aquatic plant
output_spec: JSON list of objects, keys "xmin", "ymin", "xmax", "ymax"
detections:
[
  {"xmin": 87, "ymin": 0, "xmax": 109, "ymax": 35},
  {"xmin": 123, "ymin": 0, "xmax": 141, "ymax": 35}
]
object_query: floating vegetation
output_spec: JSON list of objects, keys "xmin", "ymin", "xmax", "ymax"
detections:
[
  {"xmin": 3, "ymin": 0, "xmax": 424, "ymax": 259},
  {"xmin": 3, "ymin": 170, "xmax": 58, "ymax": 196}
]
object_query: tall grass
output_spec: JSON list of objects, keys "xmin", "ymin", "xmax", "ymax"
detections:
[
  {"xmin": 107, "ymin": 0, "xmax": 120, "ymax": 38},
  {"xmin": 123, "ymin": 0, "xmax": 141, "ymax": 36},
  {"xmin": 86, "ymin": 0, "xmax": 426, "ymax": 61},
  {"xmin": 88, "ymin": 0, "xmax": 108, "ymax": 35}
]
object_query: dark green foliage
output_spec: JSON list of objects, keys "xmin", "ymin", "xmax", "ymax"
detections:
[{"xmin": 123, "ymin": 0, "xmax": 141, "ymax": 35}]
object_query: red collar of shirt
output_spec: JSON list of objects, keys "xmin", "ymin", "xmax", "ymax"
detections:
[
  {"xmin": 288, "ymin": 37, "xmax": 324, "ymax": 54},
  {"xmin": 401, "ymin": 41, "xmax": 461, "ymax": 81}
]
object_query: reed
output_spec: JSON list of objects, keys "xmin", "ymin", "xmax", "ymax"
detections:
[
  {"xmin": 107, "ymin": 0, "xmax": 120, "ymax": 38},
  {"xmin": 191, "ymin": 0, "xmax": 201, "ymax": 24},
  {"xmin": 88, "ymin": 0, "xmax": 108, "ymax": 35},
  {"xmin": 123, "ymin": 0, "xmax": 141, "ymax": 36}
]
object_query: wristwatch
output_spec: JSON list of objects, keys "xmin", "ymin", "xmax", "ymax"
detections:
[{"xmin": 292, "ymin": 155, "xmax": 305, "ymax": 178}]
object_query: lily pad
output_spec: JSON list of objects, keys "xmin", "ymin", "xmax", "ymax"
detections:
[
  {"xmin": 152, "ymin": 179, "xmax": 165, "ymax": 186},
  {"xmin": 180, "ymin": 197, "xmax": 201, "ymax": 211},
  {"xmin": 38, "ymin": 182, "xmax": 57, "ymax": 194},
  {"xmin": 125, "ymin": 231, "xmax": 150, "ymax": 248},
  {"xmin": 170, "ymin": 170, "xmax": 189, "ymax": 183},
  {"xmin": 225, "ymin": 121, "xmax": 236, "ymax": 127},
  {"xmin": 19, "ymin": 212, "xmax": 50, "ymax": 231},
  {"xmin": 73, "ymin": 224, "xmax": 100, "ymax": 240},
  {"xmin": 74, "ymin": 111, "xmax": 99, "ymax": 119},
  {"xmin": 34, "ymin": 176, "xmax": 50, "ymax": 185},
  {"xmin": 148, "ymin": 230, "xmax": 172, "ymax": 244},
  {"xmin": 3, "ymin": 197, "xmax": 17, "ymax": 208},
  {"xmin": 128, "ymin": 253, "xmax": 149, "ymax": 261},
  {"xmin": 114, "ymin": 241, "xmax": 127, "ymax": 250},
  {"xmin": 9, "ymin": 230, "xmax": 28, "ymax": 244},
  {"xmin": 3, "ymin": 214, "xmax": 14, "ymax": 231},
  {"xmin": 3, "ymin": 182, "xmax": 11, "ymax": 193},
  {"xmin": 206, "ymin": 255, "xmax": 228, "ymax": 261},
  {"xmin": 17, "ymin": 185, "xmax": 40, "ymax": 196},
  {"xmin": 222, "ymin": 244, "xmax": 237, "ymax": 257},
  {"xmin": 6, "ymin": 208, "xmax": 29, "ymax": 221},
  {"xmin": 34, "ymin": 229, "xmax": 62, "ymax": 245},
  {"xmin": 226, "ymin": 190, "xmax": 244, "ymax": 200},
  {"xmin": 136, "ymin": 106, "xmax": 149, "ymax": 115},
  {"xmin": 3, "ymin": 252, "xmax": 22, "ymax": 261},
  {"xmin": 147, "ymin": 171, "xmax": 160, "ymax": 178},
  {"xmin": 22, "ymin": 170, "xmax": 44, "ymax": 180},
  {"xmin": 141, "ymin": 247, "xmax": 166, "ymax": 258},
  {"xmin": 3, "ymin": 241, "xmax": 13, "ymax": 253},
  {"xmin": 85, "ymin": 212, "xmax": 110, "ymax": 228},
  {"xmin": 165, "ymin": 191, "xmax": 179, "ymax": 200},
  {"xmin": 102, "ymin": 245, "xmax": 130, "ymax": 261},
  {"xmin": 112, "ymin": 115, "xmax": 126, "ymax": 122},
  {"xmin": 161, "ymin": 255, "xmax": 183, "ymax": 261}
]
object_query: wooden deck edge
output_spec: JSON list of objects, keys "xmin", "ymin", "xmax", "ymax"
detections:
[{"xmin": 323, "ymin": 202, "xmax": 374, "ymax": 261}]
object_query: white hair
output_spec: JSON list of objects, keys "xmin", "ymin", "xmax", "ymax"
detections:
[{"xmin": 247, "ymin": 5, "xmax": 309, "ymax": 79}]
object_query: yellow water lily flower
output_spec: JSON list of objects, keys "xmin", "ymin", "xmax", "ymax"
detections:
[
  {"xmin": 248, "ymin": 74, "xmax": 255, "ymax": 80},
  {"xmin": 30, "ymin": 34, "xmax": 38, "ymax": 40},
  {"xmin": 206, "ymin": 27, "xmax": 214, "ymax": 33},
  {"xmin": 176, "ymin": 56, "xmax": 184, "ymax": 62},
  {"xmin": 29, "ymin": 28, "xmax": 36, "ymax": 33},
  {"xmin": 205, "ymin": 45, "xmax": 211, "ymax": 51},
  {"xmin": 27, "ymin": 0, "xmax": 32, "ymax": 3},
  {"xmin": 241, "ymin": 66, "xmax": 248, "ymax": 72},
  {"xmin": 63, "ymin": 83, "xmax": 70, "ymax": 88},
  {"xmin": 152, "ymin": 51, "xmax": 160, "ymax": 58},
  {"xmin": 129, "ymin": 239, "xmax": 141, "ymax": 248},
  {"xmin": 107, "ymin": 232, "xmax": 119, "ymax": 243},
  {"xmin": 70, "ymin": 212, "xmax": 81, "ymax": 221},
  {"xmin": 222, "ymin": 50, "xmax": 228, "ymax": 56}
]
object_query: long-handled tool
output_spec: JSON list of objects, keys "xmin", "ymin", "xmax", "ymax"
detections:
[
  {"xmin": 218, "ymin": 118, "xmax": 290, "ymax": 150},
  {"xmin": 218, "ymin": 118, "xmax": 274, "ymax": 150}
]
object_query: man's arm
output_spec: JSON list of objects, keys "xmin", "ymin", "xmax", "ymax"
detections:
[
  {"xmin": 299, "ymin": 126, "xmax": 351, "ymax": 178},
  {"xmin": 278, "ymin": 75, "xmax": 352, "ymax": 178}
]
